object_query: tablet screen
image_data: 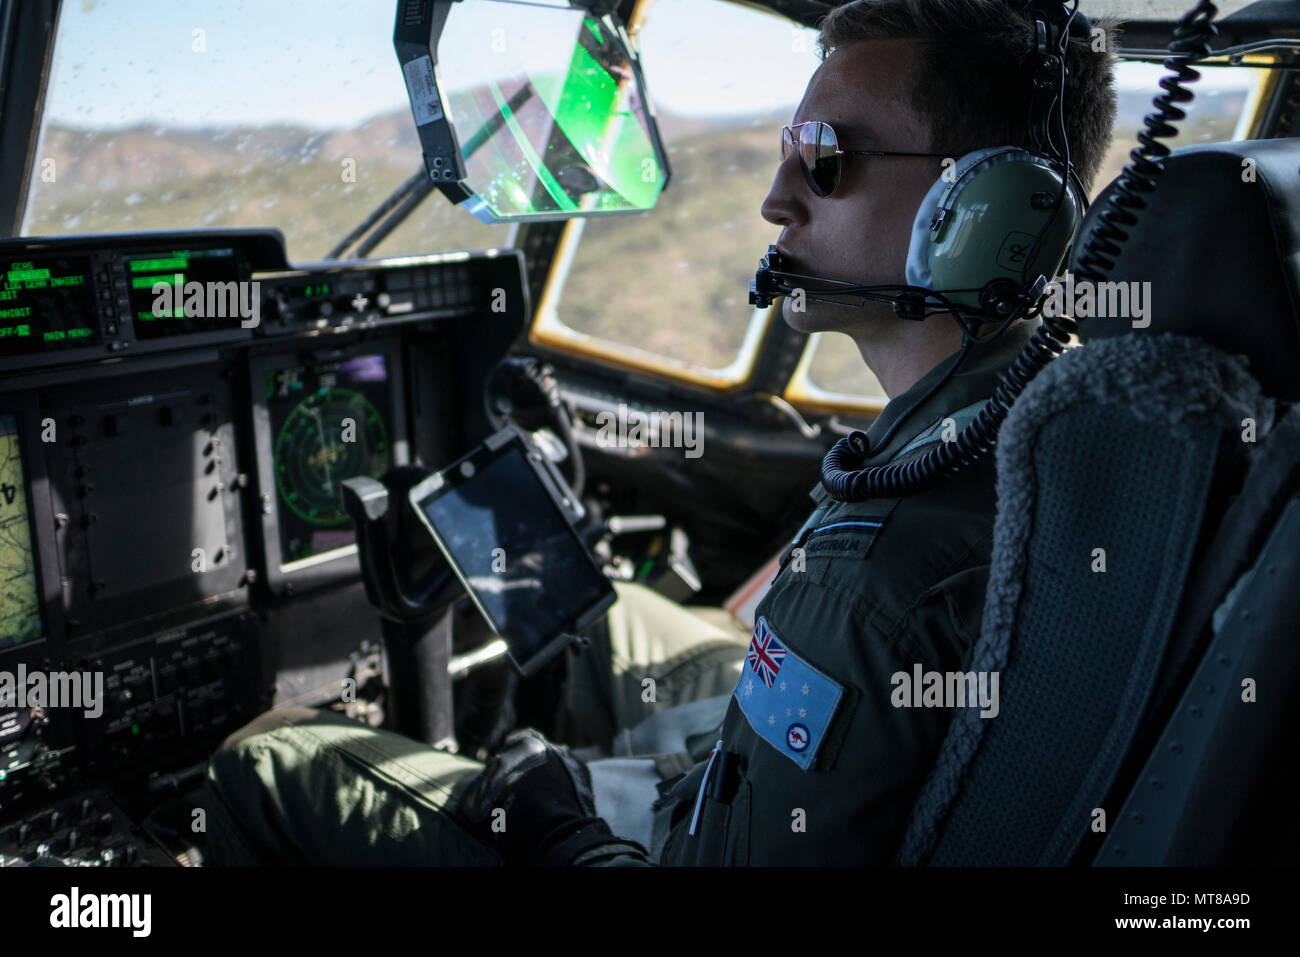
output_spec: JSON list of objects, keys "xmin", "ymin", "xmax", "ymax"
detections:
[{"xmin": 414, "ymin": 441, "xmax": 611, "ymax": 667}]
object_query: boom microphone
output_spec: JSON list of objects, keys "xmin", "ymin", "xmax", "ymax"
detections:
[
  {"xmin": 749, "ymin": 245, "xmax": 1045, "ymax": 328},
  {"xmin": 749, "ymin": 246, "xmax": 931, "ymax": 320}
]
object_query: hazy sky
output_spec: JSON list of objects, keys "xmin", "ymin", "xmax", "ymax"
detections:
[
  {"xmin": 43, "ymin": 0, "xmax": 1253, "ymax": 130},
  {"xmin": 44, "ymin": 0, "xmax": 822, "ymax": 128}
]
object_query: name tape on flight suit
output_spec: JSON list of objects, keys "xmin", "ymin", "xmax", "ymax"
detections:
[{"xmin": 733, "ymin": 617, "xmax": 844, "ymax": 771}]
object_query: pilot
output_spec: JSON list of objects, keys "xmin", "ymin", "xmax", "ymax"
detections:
[{"xmin": 203, "ymin": 0, "xmax": 1118, "ymax": 867}]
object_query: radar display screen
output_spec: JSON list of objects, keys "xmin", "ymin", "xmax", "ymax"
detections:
[
  {"xmin": 0, "ymin": 255, "xmax": 97, "ymax": 356},
  {"xmin": 0, "ymin": 415, "xmax": 43, "ymax": 649},
  {"xmin": 266, "ymin": 354, "xmax": 393, "ymax": 570},
  {"xmin": 125, "ymin": 247, "xmax": 249, "ymax": 339}
]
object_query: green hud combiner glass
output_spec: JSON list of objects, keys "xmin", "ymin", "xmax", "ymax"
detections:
[{"xmin": 396, "ymin": 0, "xmax": 671, "ymax": 224}]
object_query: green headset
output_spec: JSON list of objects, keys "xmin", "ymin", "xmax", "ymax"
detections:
[{"xmin": 904, "ymin": 0, "xmax": 1094, "ymax": 322}]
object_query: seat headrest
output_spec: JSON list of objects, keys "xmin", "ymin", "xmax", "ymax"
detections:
[{"xmin": 1071, "ymin": 139, "xmax": 1300, "ymax": 401}]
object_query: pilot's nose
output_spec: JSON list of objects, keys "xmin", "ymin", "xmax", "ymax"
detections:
[{"xmin": 761, "ymin": 143, "xmax": 809, "ymax": 229}]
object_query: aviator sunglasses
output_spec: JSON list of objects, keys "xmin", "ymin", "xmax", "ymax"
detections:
[{"xmin": 782, "ymin": 121, "xmax": 947, "ymax": 197}]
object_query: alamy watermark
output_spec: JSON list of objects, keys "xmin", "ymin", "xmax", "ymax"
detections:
[
  {"xmin": 0, "ymin": 665, "xmax": 104, "ymax": 719},
  {"xmin": 890, "ymin": 665, "xmax": 1000, "ymax": 719},
  {"xmin": 1040, "ymin": 271, "xmax": 1152, "ymax": 328},
  {"xmin": 151, "ymin": 278, "xmax": 260, "ymax": 328},
  {"xmin": 593, "ymin": 403, "xmax": 704, "ymax": 459},
  {"xmin": 50, "ymin": 887, "xmax": 151, "ymax": 937}
]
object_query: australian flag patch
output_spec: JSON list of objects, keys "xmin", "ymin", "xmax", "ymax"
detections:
[{"xmin": 734, "ymin": 617, "xmax": 844, "ymax": 771}]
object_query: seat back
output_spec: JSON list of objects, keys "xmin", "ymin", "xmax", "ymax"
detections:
[
  {"xmin": 1094, "ymin": 403, "xmax": 1300, "ymax": 865},
  {"xmin": 1075, "ymin": 138, "xmax": 1300, "ymax": 402},
  {"xmin": 894, "ymin": 335, "xmax": 1275, "ymax": 865}
]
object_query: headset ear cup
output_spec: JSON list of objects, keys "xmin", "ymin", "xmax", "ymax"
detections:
[
  {"xmin": 906, "ymin": 146, "xmax": 1082, "ymax": 311},
  {"xmin": 904, "ymin": 147, "xmax": 1022, "ymax": 291}
]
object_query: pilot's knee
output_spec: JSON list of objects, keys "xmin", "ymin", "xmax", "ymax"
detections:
[
  {"xmin": 214, "ymin": 705, "xmax": 331, "ymax": 754},
  {"xmin": 206, "ymin": 706, "xmax": 347, "ymax": 802}
]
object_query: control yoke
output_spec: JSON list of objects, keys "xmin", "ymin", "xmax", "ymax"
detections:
[
  {"xmin": 342, "ymin": 467, "xmax": 462, "ymax": 622},
  {"xmin": 342, "ymin": 467, "xmax": 464, "ymax": 747}
]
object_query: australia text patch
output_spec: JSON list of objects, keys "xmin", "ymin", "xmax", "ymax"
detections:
[
  {"xmin": 733, "ymin": 617, "xmax": 844, "ymax": 771},
  {"xmin": 799, "ymin": 516, "xmax": 886, "ymax": 559}
]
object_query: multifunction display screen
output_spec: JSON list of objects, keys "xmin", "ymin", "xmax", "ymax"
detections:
[
  {"xmin": 265, "ymin": 354, "xmax": 394, "ymax": 569},
  {"xmin": 0, "ymin": 256, "xmax": 97, "ymax": 356},
  {"xmin": 125, "ymin": 247, "xmax": 250, "ymax": 338}
]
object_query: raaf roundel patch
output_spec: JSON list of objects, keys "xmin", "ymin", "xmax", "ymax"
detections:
[{"xmin": 733, "ymin": 617, "xmax": 844, "ymax": 771}]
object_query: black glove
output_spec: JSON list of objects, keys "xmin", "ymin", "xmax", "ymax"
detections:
[{"xmin": 456, "ymin": 729, "xmax": 649, "ymax": 866}]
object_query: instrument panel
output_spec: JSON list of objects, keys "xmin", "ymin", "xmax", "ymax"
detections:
[{"xmin": 0, "ymin": 228, "xmax": 528, "ymax": 855}]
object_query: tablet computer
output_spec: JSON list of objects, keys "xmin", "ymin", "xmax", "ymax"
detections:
[{"xmin": 408, "ymin": 426, "xmax": 615, "ymax": 676}]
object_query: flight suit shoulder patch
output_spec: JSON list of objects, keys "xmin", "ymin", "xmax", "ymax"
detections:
[
  {"xmin": 797, "ymin": 501, "xmax": 896, "ymax": 562},
  {"xmin": 801, "ymin": 518, "xmax": 884, "ymax": 556},
  {"xmin": 732, "ymin": 617, "xmax": 845, "ymax": 771}
]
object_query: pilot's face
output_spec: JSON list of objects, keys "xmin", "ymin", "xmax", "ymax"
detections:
[{"xmin": 760, "ymin": 39, "xmax": 942, "ymax": 336}]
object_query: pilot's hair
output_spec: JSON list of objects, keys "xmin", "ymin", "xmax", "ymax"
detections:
[{"xmin": 817, "ymin": 0, "xmax": 1120, "ymax": 193}]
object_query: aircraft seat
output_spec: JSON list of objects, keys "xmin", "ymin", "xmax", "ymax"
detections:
[{"xmin": 893, "ymin": 139, "xmax": 1300, "ymax": 865}]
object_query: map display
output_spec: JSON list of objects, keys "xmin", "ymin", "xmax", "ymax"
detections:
[{"xmin": 0, "ymin": 414, "xmax": 42, "ymax": 648}]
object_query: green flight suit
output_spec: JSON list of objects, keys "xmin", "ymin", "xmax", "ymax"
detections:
[{"xmin": 203, "ymin": 321, "xmax": 1034, "ymax": 866}]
